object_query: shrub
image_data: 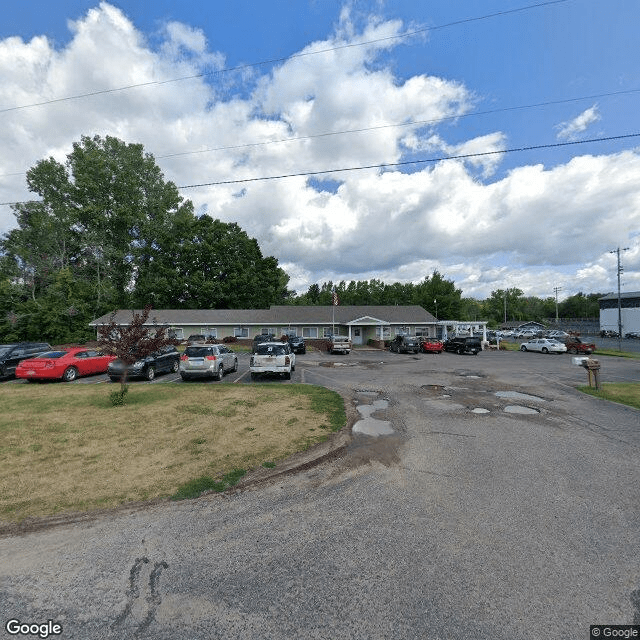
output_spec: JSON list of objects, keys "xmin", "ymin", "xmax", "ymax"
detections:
[
  {"xmin": 109, "ymin": 385, "xmax": 129, "ymax": 406},
  {"xmin": 222, "ymin": 336, "xmax": 238, "ymax": 343}
]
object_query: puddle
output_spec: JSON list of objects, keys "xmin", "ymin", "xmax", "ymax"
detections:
[
  {"xmin": 471, "ymin": 408, "xmax": 490, "ymax": 414},
  {"xmin": 352, "ymin": 399, "xmax": 394, "ymax": 436},
  {"xmin": 465, "ymin": 375, "xmax": 482, "ymax": 379},
  {"xmin": 503, "ymin": 405, "xmax": 540, "ymax": 415},
  {"xmin": 495, "ymin": 391, "xmax": 546, "ymax": 402}
]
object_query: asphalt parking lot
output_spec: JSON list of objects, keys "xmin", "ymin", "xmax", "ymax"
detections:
[{"xmin": 1, "ymin": 347, "xmax": 639, "ymax": 639}]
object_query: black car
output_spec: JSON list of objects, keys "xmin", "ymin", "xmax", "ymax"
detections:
[
  {"xmin": 107, "ymin": 345, "xmax": 180, "ymax": 381},
  {"xmin": 288, "ymin": 336, "xmax": 306, "ymax": 354},
  {"xmin": 443, "ymin": 336, "xmax": 482, "ymax": 355},
  {"xmin": 389, "ymin": 335, "xmax": 420, "ymax": 354},
  {"xmin": 0, "ymin": 342, "xmax": 52, "ymax": 378},
  {"xmin": 252, "ymin": 334, "xmax": 277, "ymax": 352}
]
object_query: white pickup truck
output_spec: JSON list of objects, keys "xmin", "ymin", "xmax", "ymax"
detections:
[{"xmin": 250, "ymin": 342, "xmax": 296, "ymax": 380}]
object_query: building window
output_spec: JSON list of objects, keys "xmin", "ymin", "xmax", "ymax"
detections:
[
  {"xmin": 376, "ymin": 326, "xmax": 391, "ymax": 338},
  {"xmin": 415, "ymin": 327, "xmax": 428, "ymax": 337},
  {"xmin": 302, "ymin": 327, "xmax": 318, "ymax": 338},
  {"xmin": 205, "ymin": 328, "xmax": 217, "ymax": 339},
  {"xmin": 234, "ymin": 327, "xmax": 249, "ymax": 338},
  {"xmin": 261, "ymin": 327, "xmax": 275, "ymax": 335},
  {"xmin": 323, "ymin": 327, "xmax": 333, "ymax": 338},
  {"xmin": 169, "ymin": 328, "xmax": 184, "ymax": 340}
]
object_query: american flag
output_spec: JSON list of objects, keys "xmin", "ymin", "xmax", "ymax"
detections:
[{"xmin": 332, "ymin": 288, "xmax": 339, "ymax": 306}]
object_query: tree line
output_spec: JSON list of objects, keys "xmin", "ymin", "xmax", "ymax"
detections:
[{"xmin": 288, "ymin": 280, "xmax": 602, "ymax": 326}]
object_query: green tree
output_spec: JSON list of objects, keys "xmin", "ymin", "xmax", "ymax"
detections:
[
  {"xmin": 1, "ymin": 135, "xmax": 291, "ymax": 343},
  {"xmin": 138, "ymin": 215, "xmax": 289, "ymax": 309}
]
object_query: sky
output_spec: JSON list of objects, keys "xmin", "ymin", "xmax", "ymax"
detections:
[{"xmin": 1, "ymin": 0, "xmax": 639, "ymax": 302}]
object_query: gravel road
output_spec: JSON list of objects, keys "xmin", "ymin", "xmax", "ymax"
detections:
[{"xmin": 1, "ymin": 350, "xmax": 639, "ymax": 639}]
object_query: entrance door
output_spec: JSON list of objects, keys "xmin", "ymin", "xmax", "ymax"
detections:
[{"xmin": 352, "ymin": 327, "xmax": 363, "ymax": 345}]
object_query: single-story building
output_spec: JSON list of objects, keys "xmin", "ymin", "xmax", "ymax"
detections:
[
  {"xmin": 89, "ymin": 305, "xmax": 443, "ymax": 345},
  {"xmin": 599, "ymin": 291, "xmax": 640, "ymax": 335}
]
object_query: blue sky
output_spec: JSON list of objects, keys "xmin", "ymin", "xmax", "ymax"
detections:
[{"xmin": 1, "ymin": 0, "xmax": 639, "ymax": 299}]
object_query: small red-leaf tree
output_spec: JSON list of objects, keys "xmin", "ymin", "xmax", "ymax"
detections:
[{"xmin": 97, "ymin": 305, "xmax": 178, "ymax": 404}]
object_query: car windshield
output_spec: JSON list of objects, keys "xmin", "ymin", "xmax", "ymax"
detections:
[
  {"xmin": 185, "ymin": 347, "xmax": 212, "ymax": 357},
  {"xmin": 256, "ymin": 344, "xmax": 286, "ymax": 355},
  {"xmin": 0, "ymin": 346, "xmax": 17, "ymax": 357}
]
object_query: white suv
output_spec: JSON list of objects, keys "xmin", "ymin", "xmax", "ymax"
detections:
[{"xmin": 250, "ymin": 342, "xmax": 295, "ymax": 380}]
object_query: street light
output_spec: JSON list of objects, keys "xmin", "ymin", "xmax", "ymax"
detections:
[{"xmin": 434, "ymin": 299, "xmax": 438, "ymax": 320}]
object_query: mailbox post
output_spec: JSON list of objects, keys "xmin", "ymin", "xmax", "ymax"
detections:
[{"xmin": 580, "ymin": 358, "xmax": 601, "ymax": 390}]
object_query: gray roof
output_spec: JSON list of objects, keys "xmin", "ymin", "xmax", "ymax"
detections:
[
  {"xmin": 89, "ymin": 305, "xmax": 436, "ymax": 327},
  {"xmin": 598, "ymin": 291, "xmax": 640, "ymax": 301}
]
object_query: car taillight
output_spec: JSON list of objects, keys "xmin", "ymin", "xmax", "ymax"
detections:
[
  {"xmin": 284, "ymin": 356, "xmax": 290, "ymax": 365},
  {"xmin": 180, "ymin": 355, "xmax": 188, "ymax": 361},
  {"xmin": 205, "ymin": 355, "xmax": 217, "ymax": 361}
]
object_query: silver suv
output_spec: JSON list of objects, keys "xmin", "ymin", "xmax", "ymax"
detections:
[{"xmin": 180, "ymin": 344, "xmax": 238, "ymax": 381}]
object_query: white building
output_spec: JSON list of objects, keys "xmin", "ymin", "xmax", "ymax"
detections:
[{"xmin": 599, "ymin": 291, "xmax": 640, "ymax": 335}]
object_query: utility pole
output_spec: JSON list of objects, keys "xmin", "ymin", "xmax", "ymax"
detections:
[
  {"xmin": 609, "ymin": 247, "xmax": 629, "ymax": 351},
  {"xmin": 553, "ymin": 286, "xmax": 563, "ymax": 323}
]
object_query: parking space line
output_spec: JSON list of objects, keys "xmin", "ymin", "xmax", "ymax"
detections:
[{"xmin": 233, "ymin": 370, "xmax": 250, "ymax": 383}]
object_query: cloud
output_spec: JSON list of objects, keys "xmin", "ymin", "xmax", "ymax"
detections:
[
  {"xmin": 0, "ymin": 4, "xmax": 638, "ymax": 301},
  {"xmin": 556, "ymin": 105, "xmax": 601, "ymax": 140}
]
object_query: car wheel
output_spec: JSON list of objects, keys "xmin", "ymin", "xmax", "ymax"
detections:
[
  {"xmin": 284, "ymin": 371, "xmax": 291, "ymax": 380},
  {"xmin": 171, "ymin": 360, "xmax": 179, "ymax": 373},
  {"xmin": 232, "ymin": 358, "xmax": 238, "ymax": 372},
  {"xmin": 180, "ymin": 374, "xmax": 190, "ymax": 381},
  {"xmin": 520, "ymin": 345, "xmax": 527, "ymax": 351},
  {"xmin": 145, "ymin": 366, "xmax": 155, "ymax": 381},
  {"xmin": 214, "ymin": 365, "xmax": 223, "ymax": 381},
  {"xmin": 251, "ymin": 372, "xmax": 257, "ymax": 380},
  {"xmin": 62, "ymin": 366, "xmax": 78, "ymax": 382},
  {"xmin": 302, "ymin": 348, "xmax": 306, "ymax": 354},
  {"xmin": 542, "ymin": 348, "xmax": 549, "ymax": 354},
  {"xmin": 457, "ymin": 347, "xmax": 464, "ymax": 355},
  {"xmin": 109, "ymin": 376, "xmax": 120, "ymax": 382}
]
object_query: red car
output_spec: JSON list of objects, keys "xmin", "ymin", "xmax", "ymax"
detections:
[
  {"xmin": 418, "ymin": 338, "xmax": 444, "ymax": 354},
  {"xmin": 15, "ymin": 347, "xmax": 116, "ymax": 382}
]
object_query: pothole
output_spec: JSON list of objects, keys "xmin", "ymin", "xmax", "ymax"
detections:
[
  {"xmin": 353, "ymin": 398, "xmax": 394, "ymax": 436},
  {"xmin": 495, "ymin": 391, "xmax": 546, "ymax": 402},
  {"xmin": 503, "ymin": 405, "xmax": 540, "ymax": 415}
]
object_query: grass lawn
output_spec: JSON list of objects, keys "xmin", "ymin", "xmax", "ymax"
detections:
[
  {"xmin": 0, "ymin": 383, "xmax": 345, "ymax": 522},
  {"xmin": 577, "ymin": 382, "xmax": 640, "ymax": 410}
]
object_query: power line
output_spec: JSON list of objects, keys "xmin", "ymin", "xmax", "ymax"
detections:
[
  {"xmin": 157, "ymin": 87, "xmax": 640, "ymax": 157},
  {"xmin": 1, "ymin": 132, "xmax": 637, "ymax": 206},
  {"xmin": 173, "ymin": 133, "xmax": 640, "ymax": 187},
  {"xmin": 2, "ymin": 85, "xmax": 638, "ymax": 180},
  {"xmin": 0, "ymin": 0, "xmax": 571, "ymax": 115}
]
